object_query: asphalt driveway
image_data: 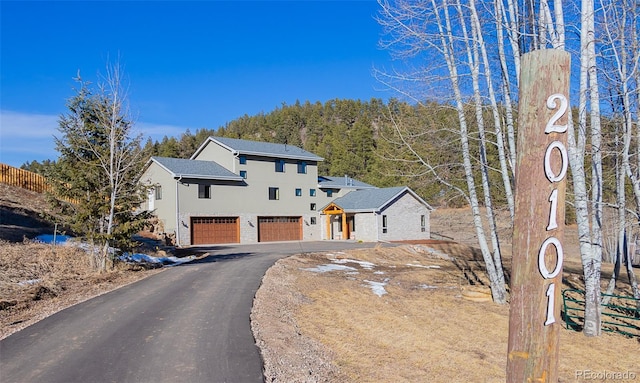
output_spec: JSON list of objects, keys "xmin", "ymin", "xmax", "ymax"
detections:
[{"xmin": 0, "ymin": 241, "xmax": 392, "ymax": 383}]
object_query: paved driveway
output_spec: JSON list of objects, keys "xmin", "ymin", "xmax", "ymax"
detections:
[{"xmin": 0, "ymin": 241, "xmax": 393, "ymax": 383}]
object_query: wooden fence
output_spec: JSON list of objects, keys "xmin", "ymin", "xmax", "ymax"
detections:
[{"xmin": 0, "ymin": 163, "xmax": 50, "ymax": 193}]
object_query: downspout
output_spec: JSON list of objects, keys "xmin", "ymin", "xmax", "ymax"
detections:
[
  {"xmin": 175, "ymin": 176, "xmax": 182, "ymax": 247},
  {"xmin": 232, "ymin": 151, "xmax": 239, "ymax": 173}
]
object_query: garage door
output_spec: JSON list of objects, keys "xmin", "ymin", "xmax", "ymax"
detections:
[
  {"xmin": 191, "ymin": 217, "xmax": 239, "ymax": 245},
  {"xmin": 258, "ymin": 217, "xmax": 302, "ymax": 242}
]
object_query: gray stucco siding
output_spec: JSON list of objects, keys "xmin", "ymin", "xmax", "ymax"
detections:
[{"xmin": 377, "ymin": 192, "xmax": 430, "ymax": 241}]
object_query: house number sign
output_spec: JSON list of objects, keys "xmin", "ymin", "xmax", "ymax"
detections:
[{"xmin": 541, "ymin": 93, "xmax": 568, "ymax": 326}]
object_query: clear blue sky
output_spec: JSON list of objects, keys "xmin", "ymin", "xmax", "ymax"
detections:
[{"xmin": 1, "ymin": 0, "xmax": 395, "ymax": 167}]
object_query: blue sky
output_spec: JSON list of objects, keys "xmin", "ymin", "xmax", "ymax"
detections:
[{"xmin": 1, "ymin": 1, "xmax": 394, "ymax": 167}]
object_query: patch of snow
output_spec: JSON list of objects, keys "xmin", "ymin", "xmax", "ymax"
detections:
[
  {"xmin": 419, "ymin": 284, "xmax": 438, "ymax": 289},
  {"xmin": 364, "ymin": 279, "xmax": 389, "ymax": 297},
  {"xmin": 34, "ymin": 234, "xmax": 73, "ymax": 245},
  {"xmin": 333, "ymin": 258, "xmax": 376, "ymax": 270},
  {"xmin": 373, "ymin": 271, "xmax": 385, "ymax": 275},
  {"xmin": 119, "ymin": 253, "xmax": 197, "ymax": 266},
  {"xmin": 303, "ymin": 264, "xmax": 358, "ymax": 273},
  {"xmin": 18, "ymin": 279, "xmax": 41, "ymax": 286},
  {"xmin": 406, "ymin": 263, "xmax": 441, "ymax": 269}
]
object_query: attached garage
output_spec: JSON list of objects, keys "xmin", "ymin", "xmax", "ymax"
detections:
[
  {"xmin": 191, "ymin": 217, "xmax": 239, "ymax": 245},
  {"xmin": 258, "ymin": 216, "xmax": 302, "ymax": 242}
]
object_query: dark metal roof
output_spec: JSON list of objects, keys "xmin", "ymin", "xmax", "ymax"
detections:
[
  {"xmin": 327, "ymin": 186, "xmax": 432, "ymax": 212},
  {"xmin": 205, "ymin": 136, "xmax": 324, "ymax": 161},
  {"xmin": 151, "ymin": 157, "xmax": 243, "ymax": 181},
  {"xmin": 317, "ymin": 175, "xmax": 376, "ymax": 189}
]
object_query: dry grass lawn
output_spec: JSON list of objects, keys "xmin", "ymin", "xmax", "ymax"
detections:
[{"xmin": 253, "ymin": 230, "xmax": 640, "ymax": 382}]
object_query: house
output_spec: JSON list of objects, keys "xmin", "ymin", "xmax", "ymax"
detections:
[
  {"xmin": 140, "ymin": 136, "xmax": 432, "ymax": 246},
  {"xmin": 321, "ymin": 186, "xmax": 432, "ymax": 242}
]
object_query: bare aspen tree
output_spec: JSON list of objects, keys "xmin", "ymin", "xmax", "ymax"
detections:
[{"xmin": 599, "ymin": 0, "xmax": 640, "ymax": 304}]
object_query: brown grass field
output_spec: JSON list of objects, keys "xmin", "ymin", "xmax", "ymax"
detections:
[{"xmin": 252, "ymin": 209, "xmax": 640, "ymax": 383}]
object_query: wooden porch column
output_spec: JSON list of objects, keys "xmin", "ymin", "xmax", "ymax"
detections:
[
  {"xmin": 342, "ymin": 213, "xmax": 348, "ymax": 240},
  {"xmin": 326, "ymin": 213, "xmax": 331, "ymax": 240}
]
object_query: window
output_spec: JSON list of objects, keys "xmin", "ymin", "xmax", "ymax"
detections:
[
  {"xmin": 239, "ymin": 155, "xmax": 247, "ymax": 164},
  {"xmin": 297, "ymin": 161, "xmax": 307, "ymax": 174},
  {"xmin": 310, "ymin": 203, "xmax": 316, "ymax": 211},
  {"xmin": 275, "ymin": 159, "xmax": 285, "ymax": 172},
  {"xmin": 326, "ymin": 189, "xmax": 333, "ymax": 197},
  {"xmin": 310, "ymin": 188, "xmax": 316, "ymax": 197},
  {"xmin": 310, "ymin": 217, "xmax": 317, "ymax": 225},
  {"xmin": 295, "ymin": 188, "xmax": 302, "ymax": 197},
  {"xmin": 421, "ymin": 215, "xmax": 426, "ymax": 232},
  {"xmin": 198, "ymin": 184, "xmax": 211, "ymax": 199},
  {"xmin": 154, "ymin": 185, "xmax": 162, "ymax": 200},
  {"xmin": 269, "ymin": 187, "xmax": 279, "ymax": 200},
  {"xmin": 240, "ymin": 170, "xmax": 247, "ymax": 179},
  {"xmin": 382, "ymin": 215, "xmax": 388, "ymax": 234}
]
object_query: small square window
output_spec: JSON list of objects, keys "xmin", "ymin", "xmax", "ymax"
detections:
[
  {"xmin": 198, "ymin": 184, "xmax": 211, "ymax": 199},
  {"xmin": 326, "ymin": 189, "xmax": 333, "ymax": 197},
  {"xmin": 269, "ymin": 187, "xmax": 279, "ymax": 200},
  {"xmin": 295, "ymin": 188, "xmax": 302, "ymax": 197},
  {"xmin": 310, "ymin": 217, "xmax": 317, "ymax": 225},
  {"xmin": 275, "ymin": 159, "xmax": 285, "ymax": 172},
  {"xmin": 239, "ymin": 155, "xmax": 247, "ymax": 165},
  {"xmin": 310, "ymin": 189, "xmax": 316, "ymax": 197},
  {"xmin": 310, "ymin": 203, "xmax": 316, "ymax": 211},
  {"xmin": 240, "ymin": 170, "xmax": 247, "ymax": 179}
]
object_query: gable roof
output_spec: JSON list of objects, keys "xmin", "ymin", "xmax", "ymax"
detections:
[
  {"xmin": 318, "ymin": 175, "xmax": 376, "ymax": 190},
  {"xmin": 150, "ymin": 157, "xmax": 244, "ymax": 181},
  {"xmin": 192, "ymin": 136, "xmax": 324, "ymax": 162},
  {"xmin": 327, "ymin": 186, "xmax": 433, "ymax": 213}
]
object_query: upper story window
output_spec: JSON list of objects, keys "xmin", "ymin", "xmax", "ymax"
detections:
[
  {"xmin": 199, "ymin": 184, "xmax": 211, "ymax": 199},
  {"xmin": 239, "ymin": 155, "xmax": 247, "ymax": 165},
  {"xmin": 326, "ymin": 189, "xmax": 333, "ymax": 197},
  {"xmin": 297, "ymin": 161, "xmax": 307, "ymax": 174},
  {"xmin": 275, "ymin": 159, "xmax": 285, "ymax": 173},
  {"xmin": 154, "ymin": 185, "xmax": 162, "ymax": 200},
  {"xmin": 240, "ymin": 170, "xmax": 247, "ymax": 179},
  {"xmin": 310, "ymin": 188, "xmax": 316, "ymax": 197},
  {"xmin": 295, "ymin": 188, "xmax": 302, "ymax": 197},
  {"xmin": 269, "ymin": 187, "xmax": 279, "ymax": 200}
]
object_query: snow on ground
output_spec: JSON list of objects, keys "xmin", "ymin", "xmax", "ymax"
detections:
[
  {"xmin": 303, "ymin": 253, "xmax": 443, "ymax": 297},
  {"xmin": 34, "ymin": 234, "xmax": 196, "ymax": 267}
]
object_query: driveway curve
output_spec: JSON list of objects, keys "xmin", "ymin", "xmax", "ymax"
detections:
[{"xmin": 0, "ymin": 241, "xmax": 392, "ymax": 383}]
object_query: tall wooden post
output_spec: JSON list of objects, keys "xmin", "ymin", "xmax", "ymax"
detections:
[{"xmin": 507, "ymin": 49, "xmax": 571, "ymax": 383}]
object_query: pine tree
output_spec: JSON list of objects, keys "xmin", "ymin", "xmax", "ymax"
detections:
[{"xmin": 47, "ymin": 67, "xmax": 149, "ymax": 271}]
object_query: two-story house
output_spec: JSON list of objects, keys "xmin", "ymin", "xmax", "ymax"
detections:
[{"xmin": 140, "ymin": 136, "xmax": 432, "ymax": 246}]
